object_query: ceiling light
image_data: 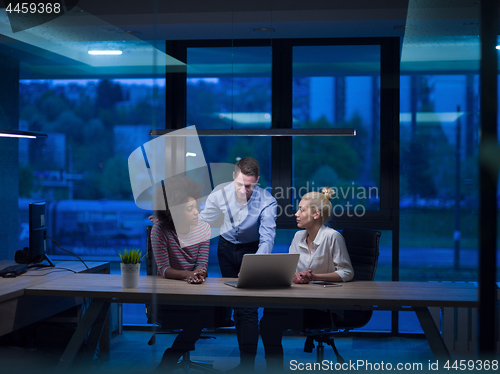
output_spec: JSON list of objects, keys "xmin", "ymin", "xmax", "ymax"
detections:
[
  {"xmin": 88, "ymin": 50, "xmax": 122, "ymax": 55},
  {"xmin": 0, "ymin": 129, "xmax": 48, "ymax": 139}
]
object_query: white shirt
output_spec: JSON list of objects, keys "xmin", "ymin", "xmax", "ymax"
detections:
[{"xmin": 289, "ymin": 225, "xmax": 354, "ymax": 282}]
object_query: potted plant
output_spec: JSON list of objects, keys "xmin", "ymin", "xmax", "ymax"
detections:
[{"xmin": 119, "ymin": 248, "xmax": 144, "ymax": 288}]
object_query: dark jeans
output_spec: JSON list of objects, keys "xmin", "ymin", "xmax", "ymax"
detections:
[
  {"xmin": 156, "ymin": 305, "xmax": 214, "ymax": 352},
  {"xmin": 217, "ymin": 236, "xmax": 259, "ymax": 358},
  {"xmin": 260, "ymin": 308, "xmax": 336, "ymax": 358}
]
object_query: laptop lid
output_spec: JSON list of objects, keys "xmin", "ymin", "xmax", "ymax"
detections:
[{"xmin": 226, "ymin": 253, "xmax": 299, "ymax": 288}]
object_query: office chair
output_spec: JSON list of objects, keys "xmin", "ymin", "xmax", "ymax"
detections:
[
  {"xmin": 301, "ymin": 227, "xmax": 381, "ymax": 364},
  {"xmin": 145, "ymin": 226, "xmax": 233, "ymax": 373}
]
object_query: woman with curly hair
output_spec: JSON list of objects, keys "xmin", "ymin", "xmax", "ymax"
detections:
[{"xmin": 150, "ymin": 176, "xmax": 211, "ymax": 373}]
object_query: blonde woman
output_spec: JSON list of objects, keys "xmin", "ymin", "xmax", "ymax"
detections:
[
  {"xmin": 291, "ymin": 187, "xmax": 353, "ymax": 284},
  {"xmin": 259, "ymin": 187, "xmax": 354, "ymax": 372}
]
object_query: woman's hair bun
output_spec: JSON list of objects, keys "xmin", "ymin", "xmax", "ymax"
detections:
[{"xmin": 321, "ymin": 187, "xmax": 335, "ymax": 200}]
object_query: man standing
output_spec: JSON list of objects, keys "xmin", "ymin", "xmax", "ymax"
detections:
[{"xmin": 199, "ymin": 157, "xmax": 277, "ymax": 372}]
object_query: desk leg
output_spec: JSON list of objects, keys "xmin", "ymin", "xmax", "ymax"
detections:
[
  {"xmin": 99, "ymin": 307, "xmax": 111, "ymax": 362},
  {"xmin": 57, "ymin": 298, "xmax": 110, "ymax": 372},
  {"xmin": 118, "ymin": 302, "xmax": 123, "ymax": 335},
  {"xmin": 415, "ymin": 307, "xmax": 451, "ymax": 360}
]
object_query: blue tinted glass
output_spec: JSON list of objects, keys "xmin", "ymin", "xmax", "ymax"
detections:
[
  {"xmin": 18, "ymin": 79, "xmax": 164, "ymax": 258},
  {"xmin": 292, "ymin": 45, "xmax": 381, "ymax": 211},
  {"xmin": 197, "ymin": 136, "xmax": 271, "ymax": 189},
  {"xmin": 187, "ymin": 47, "xmax": 272, "ymax": 130},
  {"xmin": 399, "ymin": 75, "xmax": 482, "ymax": 282}
]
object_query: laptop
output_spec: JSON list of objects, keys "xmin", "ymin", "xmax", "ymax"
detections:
[{"xmin": 224, "ymin": 253, "xmax": 299, "ymax": 288}]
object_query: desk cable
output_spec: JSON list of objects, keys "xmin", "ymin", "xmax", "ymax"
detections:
[
  {"xmin": 24, "ymin": 267, "xmax": 78, "ymax": 276},
  {"xmin": 47, "ymin": 236, "xmax": 89, "ymax": 270}
]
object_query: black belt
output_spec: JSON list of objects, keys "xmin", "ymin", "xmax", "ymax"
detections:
[{"xmin": 219, "ymin": 235, "xmax": 259, "ymax": 248}]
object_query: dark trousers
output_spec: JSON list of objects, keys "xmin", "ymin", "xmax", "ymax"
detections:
[
  {"xmin": 260, "ymin": 308, "xmax": 337, "ymax": 358},
  {"xmin": 217, "ymin": 236, "xmax": 259, "ymax": 359},
  {"xmin": 156, "ymin": 305, "xmax": 214, "ymax": 352}
]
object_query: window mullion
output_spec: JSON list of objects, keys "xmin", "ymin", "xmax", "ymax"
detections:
[{"xmin": 272, "ymin": 40, "xmax": 294, "ymax": 225}]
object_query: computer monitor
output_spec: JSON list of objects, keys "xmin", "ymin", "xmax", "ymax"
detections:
[{"xmin": 27, "ymin": 202, "xmax": 54, "ymax": 267}]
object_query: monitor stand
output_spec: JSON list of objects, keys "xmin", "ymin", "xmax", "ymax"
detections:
[{"xmin": 30, "ymin": 254, "xmax": 55, "ymax": 268}]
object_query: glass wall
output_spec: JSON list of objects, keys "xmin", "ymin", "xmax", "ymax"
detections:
[
  {"xmin": 292, "ymin": 45, "xmax": 381, "ymax": 211},
  {"xmin": 186, "ymin": 46, "xmax": 273, "ymax": 186},
  {"xmin": 181, "ymin": 40, "xmax": 396, "ymax": 333},
  {"xmin": 18, "ymin": 79, "xmax": 164, "ymax": 259},
  {"xmin": 187, "ymin": 47, "xmax": 272, "ymax": 130},
  {"xmin": 2, "ymin": 0, "xmax": 495, "ymax": 338},
  {"xmin": 399, "ymin": 74, "xmax": 484, "ymax": 281}
]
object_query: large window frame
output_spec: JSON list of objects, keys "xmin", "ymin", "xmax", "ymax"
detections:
[
  {"xmin": 165, "ymin": 39, "xmax": 399, "ymax": 222},
  {"xmin": 164, "ymin": 37, "xmax": 401, "ymax": 331}
]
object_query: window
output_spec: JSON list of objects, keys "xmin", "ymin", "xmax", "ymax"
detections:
[
  {"xmin": 187, "ymin": 47, "xmax": 272, "ymax": 130},
  {"xmin": 399, "ymin": 74, "xmax": 482, "ymax": 281},
  {"xmin": 171, "ymin": 39, "xmax": 396, "ymax": 227},
  {"xmin": 167, "ymin": 37, "xmax": 400, "ymax": 331},
  {"xmin": 292, "ymin": 45, "xmax": 381, "ymax": 212},
  {"xmin": 18, "ymin": 79, "xmax": 164, "ymax": 259},
  {"xmin": 185, "ymin": 45, "xmax": 273, "ymax": 186}
]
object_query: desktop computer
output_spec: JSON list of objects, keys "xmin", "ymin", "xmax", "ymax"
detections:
[{"xmin": 1, "ymin": 201, "xmax": 54, "ymax": 277}]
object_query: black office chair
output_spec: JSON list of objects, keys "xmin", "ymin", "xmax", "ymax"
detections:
[
  {"xmin": 301, "ymin": 227, "xmax": 381, "ymax": 364},
  {"xmin": 145, "ymin": 226, "xmax": 233, "ymax": 373}
]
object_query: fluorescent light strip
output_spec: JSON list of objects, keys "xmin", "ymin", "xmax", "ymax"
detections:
[
  {"xmin": 88, "ymin": 50, "xmax": 123, "ymax": 55},
  {"xmin": 0, "ymin": 133, "xmax": 36, "ymax": 139},
  {"xmin": 151, "ymin": 128, "xmax": 356, "ymax": 137},
  {"xmin": 0, "ymin": 129, "xmax": 48, "ymax": 138}
]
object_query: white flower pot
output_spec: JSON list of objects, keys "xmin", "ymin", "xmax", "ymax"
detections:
[{"xmin": 120, "ymin": 263, "xmax": 141, "ymax": 288}]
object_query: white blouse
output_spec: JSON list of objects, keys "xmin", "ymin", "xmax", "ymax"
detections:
[{"xmin": 289, "ymin": 225, "xmax": 354, "ymax": 282}]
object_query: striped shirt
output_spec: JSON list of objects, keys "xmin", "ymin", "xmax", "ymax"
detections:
[{"xmin": 151, "ymin": 220, "xmax": 211, "ymax": 278}]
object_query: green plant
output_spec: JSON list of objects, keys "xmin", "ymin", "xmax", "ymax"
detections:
[{"xmin": 118, "ymin": 248, "xmax": 144, "ymax": 264}]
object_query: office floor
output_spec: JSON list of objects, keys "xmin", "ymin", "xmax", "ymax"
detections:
[
  {"xmin": 103, "ymin": 330, "xmax": 438, "ymax": 374},
  {"xmin": 1, "ymin": 325, "xmax": 443, "ymax": 374}
]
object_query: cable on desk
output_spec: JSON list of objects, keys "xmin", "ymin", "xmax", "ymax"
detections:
[
  {"xmin": 47, "ymin": 236, "xmax": 90, "ymax": 270},
  {"xmin": 24, "ymin": 267, "xmax": 78, "ymax": 276}
]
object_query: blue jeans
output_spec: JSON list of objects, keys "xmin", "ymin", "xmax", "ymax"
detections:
[{"xmin": 217, "ymin": 236, "xmax": 259, "ymax": 358}]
